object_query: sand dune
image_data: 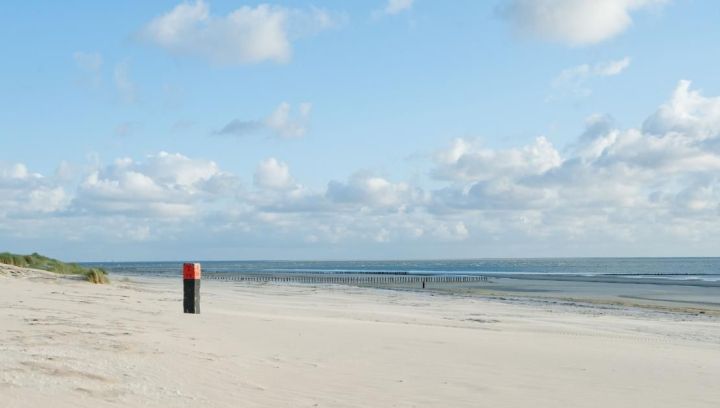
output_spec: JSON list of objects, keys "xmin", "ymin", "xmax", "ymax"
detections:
[{"xmin": 1, "ymin": 269, "xmax": 719, "ymax": 407}]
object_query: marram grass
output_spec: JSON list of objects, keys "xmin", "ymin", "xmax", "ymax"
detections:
[{"xmin": 0, "ymin": 252, "xmax": 109, "ymax": 284}]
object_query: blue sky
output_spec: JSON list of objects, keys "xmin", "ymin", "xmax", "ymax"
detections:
[{"xmin": 2, "ymin": 0, "xmax": 720, "ymax": 261}]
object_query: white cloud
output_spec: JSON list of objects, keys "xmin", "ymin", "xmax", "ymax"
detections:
[
  {"xmin": 594, "ymin": 57, "xmax": 632, "ymax": 76},
  {"xmin": 643, "ymin": 80, "xmax": 720, "ymax": 140},
  {"xmin": 28, "ymin": 188, "xmax": 70, "ymax": 214},
  {"xmin": 265, "ymin": 102, "xmax": 312, "ymax": 138},
  {"xmin": 1, "ymin": 163, "xmax": 36, "ymax": 180},
  {"xmin": 432, "ymin": 221, "xmax": 469, "ymax": 241},
  {"xmin": 6, "ymin": 80, "xmax": 720, "ymax": 256},
  {"xmin": 432, "ymin": 136, "xmax": 562, "ymax": 182},
  {"xmin": 139, "ymin": 1, "xmax": 340, "ymax": 65},
  {"xmin": 326, "ymin": 172, "xmax": 425, "ymax": 210},
  {"xmin": 254, "ymin": 158, "xmax": 295, "ymax": 190},
  {"xmin": 550, "ymin": 57, "xmax": 631, "ymax": 98},
  {"xmin": 432, "ymin": 80, "xmax": 720, "ymax": 238},
  {"xmin": 382, "ymin": 0, "xmax": 414, "ymax": 15},
  {"xmin": 74, "ymin": 152, "xmax": 236, "ymax": 218},
  {"xmin": 0, "ymin": 163, "xmax": 69, "ymax": 216},
  {"xmin": 216, "ymin": 101, "xmax": 312, "ymax": 139},
  {"xmin": 502, "ymin": 0, "xmax": 667, "ymax": 46}
]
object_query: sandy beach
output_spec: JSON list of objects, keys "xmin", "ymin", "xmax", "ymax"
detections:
[{"xmin": 2, "ymin": 265, "xmax": 719, "ymax": 408}]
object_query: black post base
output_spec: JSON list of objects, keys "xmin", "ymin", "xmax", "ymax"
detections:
[{"xmin": 184, "ymin": 279, "xmax": 200, "ymax": 314}]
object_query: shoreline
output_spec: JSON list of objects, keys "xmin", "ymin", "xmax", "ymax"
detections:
[{"xmin": 120, "ymin": 271, "xmax": 720, "ymax": 318}]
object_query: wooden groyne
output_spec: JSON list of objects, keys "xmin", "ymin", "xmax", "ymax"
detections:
[{"xmin": 204, "ymin": 273, "xmax": 489, "ymax": 286}]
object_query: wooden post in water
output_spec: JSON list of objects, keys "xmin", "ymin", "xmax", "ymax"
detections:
[{"xmin": 183, "ymin": 263, "xmax": 201, "ymax": 314}]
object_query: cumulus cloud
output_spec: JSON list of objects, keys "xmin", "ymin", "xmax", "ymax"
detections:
[
  {"xmin": 0, "ymin": 163, "xmax": 70, "ymax": 216},
  {"xmin": 432, "ymin": 136, "xmax": 562, "ymax": 182},
  {"xmin": 266, "ymin": 102, "xmax": 312, "ymax": 138},
  {"xmin": 139, "ymin": 1, "xmax": 340, "ymax": 65},
  {"xmin": 74, "ymin": 152, "xmax": 236, "ymax": 218},
  {"xmin": 501, "ymin": 0, "xmax": 667, "ymax": 46},
  {"xmin": 5, "ymin": 79, "xmax": 720, "ymax": 256},
  {"xmin": 326, "ymin": 172, "xmax": 426, "ymax": 210},
  {"xmin": 431, "ymin": 79, "xmax": 720, "ymax": 240},
  {"xmin": 1, "ymin": 163, "xmax": 37, "ymax": 180},
  {"xmin": 216, "ymin": 102, "xmax": 312, "ymax": 139},
  {"xmin": 643, "ymin": 79, "xmax": 720, "ymax": 140},
  {"xmin": 550, "ymin": 57, "xmax": 631, "ymax": 98},
  {"xmin": 254, "ymin": 158, "xmax": 295, "ymax": 190}
]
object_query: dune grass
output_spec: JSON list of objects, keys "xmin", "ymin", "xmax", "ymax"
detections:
[{"xmin": 0, "ymin": 252, "xmax": 109, "ymax": 284}]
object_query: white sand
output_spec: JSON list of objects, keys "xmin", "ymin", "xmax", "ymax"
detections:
[{"xmin": 1, "ymin": 266, "xmax": 720, "ymax": 408}]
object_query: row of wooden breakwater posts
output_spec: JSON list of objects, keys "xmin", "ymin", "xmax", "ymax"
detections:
[
  {"xmin": 183, "ymin": 262, "xmax": 490, "ymax": 314},
  {"xmin": 204, "ymin": 273, "xmax": 490, "ymax": 285}
]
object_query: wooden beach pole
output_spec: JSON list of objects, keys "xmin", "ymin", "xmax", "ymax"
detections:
[{"xmin": 183, "ymin": 263, "xmax": 201, "ymax": 314}]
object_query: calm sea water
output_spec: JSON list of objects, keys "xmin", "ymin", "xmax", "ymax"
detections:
[{"xmin": 85, "ymin": 258, "xmax": 720, "ymax": 283}]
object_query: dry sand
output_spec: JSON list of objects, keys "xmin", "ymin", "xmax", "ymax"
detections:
[{"xmin": 1, "ymin": 265, "xmax": 719, "ymax": 408}]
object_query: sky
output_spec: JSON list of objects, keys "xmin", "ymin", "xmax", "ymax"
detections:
[{"xmin": 2, "ymin": 0, "xmax": 720, "ymax": 261}]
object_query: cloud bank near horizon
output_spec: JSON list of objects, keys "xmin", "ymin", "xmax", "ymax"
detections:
[{"xmin": 2, "ymin": 79, "xmax": 720, "ymax": 258}]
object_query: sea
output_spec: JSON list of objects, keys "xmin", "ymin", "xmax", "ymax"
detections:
[{"xmin": 85, "ymin": 258, "xmax": 720, "ymax": 283}]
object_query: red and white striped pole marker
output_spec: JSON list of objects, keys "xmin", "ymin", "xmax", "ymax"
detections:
[{"xmin": 183, "ymin": 263, "xmax": 201, "ymax": 314}]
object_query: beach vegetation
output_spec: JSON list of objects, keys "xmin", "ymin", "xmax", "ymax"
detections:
[{"xmin": 0, "ymin": 252, "xmax": 109, "ymax": 284}]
